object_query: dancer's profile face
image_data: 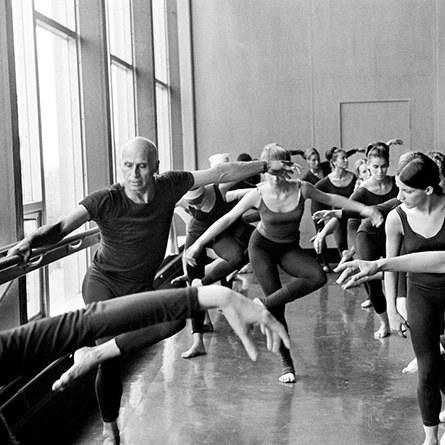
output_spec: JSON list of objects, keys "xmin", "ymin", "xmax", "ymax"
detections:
[{"xmin": 396, "ymin": 176, "xmax": 427, "ymax": 209}]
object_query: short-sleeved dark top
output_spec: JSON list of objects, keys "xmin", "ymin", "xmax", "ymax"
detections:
[
  {"xmin": 315, "ymin": 175, "xmax": 357, "ymax": 199},
  {"xmin": 350, "ymin": 177, "xmax": 399, "ymax": 235},
  {"xmin": 80, "ymin": 171, "xmax": 194, "ymax": 288}
]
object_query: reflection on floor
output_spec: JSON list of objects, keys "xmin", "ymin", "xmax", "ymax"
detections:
[{"xmin": 66, "ymin": 270, "xmax": 437, "ymax": 445}]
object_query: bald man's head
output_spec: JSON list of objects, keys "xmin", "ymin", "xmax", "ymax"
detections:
[{"xmin": 120, "ymin": 137, "xmax": 159, "ymax": 171}]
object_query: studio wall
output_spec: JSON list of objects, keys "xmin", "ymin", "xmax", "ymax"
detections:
[{"xmin": 189, "ymin": 0, "xmax": 445, "ymax": 247}]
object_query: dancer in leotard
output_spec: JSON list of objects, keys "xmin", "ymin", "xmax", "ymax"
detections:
[
  {"xmin": 180, "ymin": 183, "xmax": 252, "ymax": 358},
  {"xmin": 348, "ymin": 142, "xmax": 399, "ymax": 338},
  {"xmin": 314, "ymin": 148, "xmax": 357, "ymax": 256},
  {"xmin": 336, "ymin": 152, "xmax": 445, "ymax": 445},
  {"xmin": 185, "ymin": 143, "xmax": 381, "ymax": 383},
  {"xmin": 301, "ymin": 148, "xmax": 331, "ymax": 272}
]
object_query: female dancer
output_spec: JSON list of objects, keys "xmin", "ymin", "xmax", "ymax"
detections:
[
  {"xmin": 348, "ymin": 142, "xmax": 399, "ymax": 338},
  {"xmin": 301, "ymin": 147, "xmax": 331, "ymax": 271},
  {"xmin": 335, "ymin": 152, "xmax": 445, "ymax": 445},
  {"xmin": 185, "ymin": 143, "xmax": 381, "ymax": 383},
  {"xmin": 180, "ymin": 183, "xmax": 253, "ymax": 358},
  {"xmin": 314, "ymin": 148, "xmax": 357, "ymax": 256}
]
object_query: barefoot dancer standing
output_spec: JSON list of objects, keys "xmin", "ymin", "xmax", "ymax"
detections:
[
  {"xmin": 186, "ymin": 143, "xmax": 381, "ymax": 383},
  {"xmin": 336, "ymin": 152, "xmax": 445, "ymax": 445}
]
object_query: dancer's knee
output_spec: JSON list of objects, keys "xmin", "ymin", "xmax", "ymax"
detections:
[{"xmin": 314, "ymin": 269, "xmax": 328, "ymax": 288}]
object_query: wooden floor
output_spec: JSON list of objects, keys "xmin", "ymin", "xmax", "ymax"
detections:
[{"xmin": 65, "ymin": 269, "xmax": 440, "ymax": 445}]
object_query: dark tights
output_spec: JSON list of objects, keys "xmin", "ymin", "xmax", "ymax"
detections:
[
  {"xmin": 355, "ymin": 231, "xmax": 386, "ymax": 314},
  {"xmin": 186, "ymin": 232, "xmax": 248, "ymax": 334},
  {"xmin": 407, "ymin": 279, "xmax": 445, "ymax": 427},
  {"xmin": 82, "ymin": 267, "xmax": 185, "ymax": 422},
  {"xmin": 248, "ymin": 230, "xmax": 327, "ymax": 373}
]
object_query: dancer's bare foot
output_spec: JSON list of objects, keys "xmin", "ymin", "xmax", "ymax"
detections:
[
  {"xmin": 181, "ymin": 334, "xmax": 206, "ymax": 359},
  {"xmin": 374, "ymin": 324, "xmax": 391, "ymax": 339},
  {"xmin": 103, "ymin": 420, "xmax": 120, "ymax": 445},
  {"xmin": 402, "ymin": 357, "xmax": 418, "ymax": 374},
  {"xmin": 171, "ymin": 274, "xmax": 188, "ymax": 286},
  {"xmin": 422, "ymin": 424, "xmax": 439, "ymax": 445},
  {"xmin": 52, "ymin": 347, "xmax": 100, "ymax": 392},
  {"xmin": 279, "ymin": 371, "xmax": 296, "ymax": 384},
  {"xmin": 52, "ymin": 340, "xmax": 121, "ymax": 392}
]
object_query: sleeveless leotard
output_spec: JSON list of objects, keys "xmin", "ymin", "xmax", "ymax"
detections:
[
  {"xmin": 396, "ymin": 206, "xmax": 445, "ymax": 288},
  {"xmin": 188, "ymin": 184, "xmax": 232, "ymax": 238},
  {"xmin": 256, "ymin": 183, "xmax": 305, "ymax": 243}
]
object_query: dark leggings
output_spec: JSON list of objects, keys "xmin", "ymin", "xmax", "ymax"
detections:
[
  {"xmin": 407, "ymin": 279, "xmax": 445, "ymax": 427},
  {"xmin": 332, "ymin": 217, "xmax": 349, "ymax": 255},
  {"xmin": 186, "ymin": 231, "xmax": 248, "ymax": 334},
  {"xmin": 82, "ymin": 267, "xmax": 186, "ymax": 422},
  {"xmin": 248, "ymin": 230, "xmax": 327, "ymax": 370},
  {"xmin": 355, "ymin": 231, "xmax": 387, "ymax": 314}
]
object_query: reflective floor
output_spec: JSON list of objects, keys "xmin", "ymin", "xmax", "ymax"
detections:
[{"xmin": 67, "ymin": 270, "xmax": 440, "ymax": 445}]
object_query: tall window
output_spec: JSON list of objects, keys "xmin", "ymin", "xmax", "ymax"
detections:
[
  {"xmin": 106, "ymin": 0, "xmax": 136, "ymax": 182},
  {"xmin": 12, "ymin": 0, "xmax": 87, "ymax": 318},
  {"xmin": 152, "ymin": 0, "xmax": 172, "ymax": 173}
]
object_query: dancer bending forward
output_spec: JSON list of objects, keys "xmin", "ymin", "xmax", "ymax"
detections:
[{"xmin": 186, "ymin": 143, "xmax": 381, "ymax": 384}]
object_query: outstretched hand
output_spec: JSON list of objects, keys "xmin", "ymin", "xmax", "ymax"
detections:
[
  {"xmin": 388, "ymin": 310, "xmax": 410, "ymax": 338},
  {"xmin": 185, "ymin": 244, "xmax": 202, "ymax": 267},
  {"xmin": 386, "ymin": 138, "xmax": 403, "ymax": 147},
  {"xmin": 334, "ymin": 259, "xmax": 380, "ymax": 289},
  {"xmin": 312, "ymin": 209, "xmax": 341, "ymax": 223},
  {"xmin": 7, "ymin": 239, "xmax": 32, "ymax": 267},
  {"xmin": 266, "ymin": 160, "xmax": 300, "ymax": 180},
  {"xmin": 365, "ymin": 207, "xmax": 384, "ymax": 227},
  {"xmin": 220, "ymin": 291, "xmax": 290, "ymax": 361},
  {"xmin": 311, "ymin": 232, "xmax": 326, "ymax": 255}
]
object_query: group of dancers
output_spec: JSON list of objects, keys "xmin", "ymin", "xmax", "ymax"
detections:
[{"xmin": 2, "ymin": 136, "xmax": 445, "ymax": 445}]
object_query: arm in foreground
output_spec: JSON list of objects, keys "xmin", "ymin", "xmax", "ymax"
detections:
[
  {"xmin": 335, "ymin": 250, "xmax": 445, "ymax": 289},
  {"xmin": 47, "ymin": 286, "xmax": 289, "ymax": 391},
  {"xmin": 197, "ymin": 286, "xmax": 290, "ymax": 360}
]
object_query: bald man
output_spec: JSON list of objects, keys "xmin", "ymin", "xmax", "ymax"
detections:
[{"xmin": 8, "ymin": 137, "xmax": 292, "ymax": 444}]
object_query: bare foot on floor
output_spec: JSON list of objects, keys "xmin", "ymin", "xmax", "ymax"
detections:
[
  {"xmin": 374, "ymin": 325, "xmax": 391, "ymax": 339},
  {"xmin": 181, "ymin": 343, "xmax": 206, "ymax": 359},
  {"xmin": 279, "ymin": 372, "xmax": 296, "ymax": 384},
  {"xmin": 402, "ymin": 357, "xmax": 418, "ymax": 374},
  {"xmin": 52, "ymin": 346, "xmax": 100, "ymax": 392},
  {"xmin": 182, "ymin": 334, "xmax": 206, "ymax": 359}
]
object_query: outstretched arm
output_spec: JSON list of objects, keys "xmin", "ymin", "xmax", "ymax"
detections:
[
  {"xmin": 302, "ymin": 181, "xmax": 383, "ymax": 227},
  {"xmin": 0, "ymin": 285, "xmax": 289, "ymax": 390},
  {"xmin": 190, "ymin": 160, "xmax": 294, "ymax": 189},
  {"xmin": 311, "ymin": 217, "xmax": 340, "ymax": 254},
  {"xmin": 185, "ymin": 191, "xmax": 258, "ymax": 266},
  {"xmin": 7, "ymin": 206, "xmax": 91, "ymax": 264},
  {"xmin": 197, "ymin": 286, "xmax": 290, "ymax": 360},
  {"xmin": 383, "ymin": 210, "xmax": 407, "ymax": 336},
  {"xmin": 335, "ymin": 251, "xmax": 445, "ymax": 287}
]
